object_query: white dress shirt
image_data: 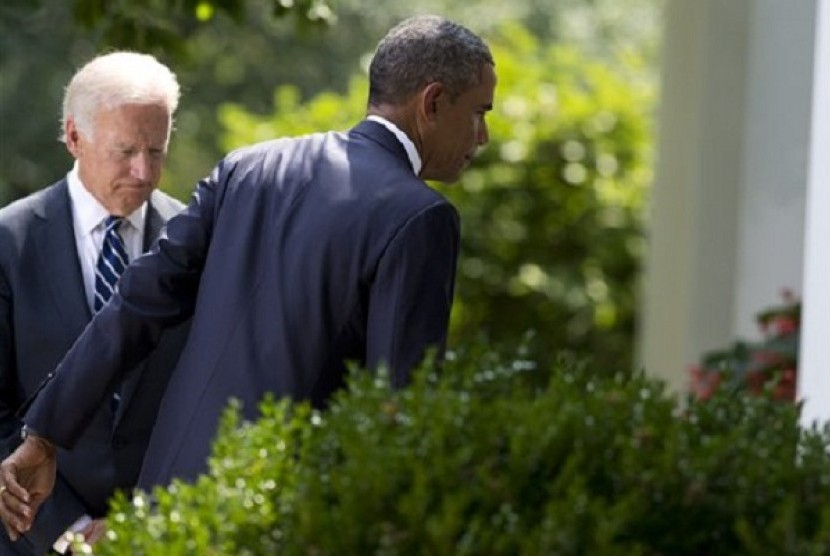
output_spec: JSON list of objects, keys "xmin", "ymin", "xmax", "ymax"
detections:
[
  {"xmin": 66, "ymin": 163, "xmax": 147, "ymax": 313},
  {"xmin": 366, "ymin": 115, "xmax": 422, "ymax": 176}
]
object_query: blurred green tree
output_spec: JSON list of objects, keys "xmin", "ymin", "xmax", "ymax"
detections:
[
  {"xmin": 68, "ymin": 0, "xmax": 333, "ymax": 55},
  {"xmin": 1, "ymin": 0, "xmax": 660, "ymax": 205}
]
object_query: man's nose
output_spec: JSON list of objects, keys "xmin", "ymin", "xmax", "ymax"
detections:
[
  {"xmin": 130, "ymin": 152, "xmax": 153, "ymax": 181},
  {"xmin": 478, "ymin": 121, "xmax": 489, "ymax": 146}
]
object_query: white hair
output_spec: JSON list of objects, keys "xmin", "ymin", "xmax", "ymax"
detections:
[{"xmin": 60, "ymin": 51, "xmax": 181, "ymax": 142}]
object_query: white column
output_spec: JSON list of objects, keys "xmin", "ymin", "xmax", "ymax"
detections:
[
  {"xmin": 798, "ymin": 0, "xmax": 830, "ymax": 426},
  {"xmin": 640, "ymin": 0, "xmax": 822, "ymax": 390},
  {"xmin": 731, "ymin": 0, "xmax": 816, "ymax": 336},
  {"xmin": 639, "ymin": 0, "xmax": 751, "ymax": 390}
]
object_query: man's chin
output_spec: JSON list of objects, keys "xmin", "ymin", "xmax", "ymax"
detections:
[
  {"xmin": 422, "ymin": 167, "xmax": 466, "ymax": 185},
  {"xmin": 426, "ymin": 175, "xmax": 461, "ymax": 185},
  {"xmin": 116, "ymin": 188, "xmax": 154, "ymax": 214}
]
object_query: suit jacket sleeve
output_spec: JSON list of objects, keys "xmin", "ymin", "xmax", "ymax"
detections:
[
  {"xmin": 23, "ymin": 170, "xmax": 223, "ymax": 449},
  {"xmin": 365, "ymin": 201, "xmax": 460, "ymax": 387},
  {"xmin": 0, "ymin": 260, "xmax": 19, "ymax": 453}
]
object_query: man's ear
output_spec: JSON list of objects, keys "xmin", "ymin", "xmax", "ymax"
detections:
[
  {"xmin": 65, "ymin": 117, "xmax": 82, "ymax": 157},
  {"xmin": 420, "ymin": 82, "xmax": 445, "ymax": 121}
]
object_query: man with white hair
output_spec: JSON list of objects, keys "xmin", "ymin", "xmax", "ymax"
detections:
[{"xmin": 0, "ymin": 51, "xmax": 189, "ymax": 554}]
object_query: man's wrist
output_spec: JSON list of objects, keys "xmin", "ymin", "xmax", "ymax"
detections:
[
  {"xmin": 20, "ymin": 424, "xmax": 40, "ymax": 441},
  {"xmin": 20, "ymin": 424, "xmax": 55, "ymax": 456}
]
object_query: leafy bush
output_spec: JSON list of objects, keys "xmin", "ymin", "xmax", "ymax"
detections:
[
  {"xmin": 690, "ymin": 291, "xmax": 801, "ymax": 401},
  {"xmin": 91, "ymin": 345, "xmax": 830, "ymax": 555},
  {"xmin": 218, "ymin": 23, "xmax": 655, "ymax": 374}
]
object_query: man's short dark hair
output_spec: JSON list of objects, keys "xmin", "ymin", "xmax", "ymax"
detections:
[{"xmin": 368, "ymin": 15, "xmax": 494, "ymax": 106}]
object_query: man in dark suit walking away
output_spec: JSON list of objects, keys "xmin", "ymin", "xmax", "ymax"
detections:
[
  {"xmin": 0, "ymin": 14, "xmax": 497, "ymax": 541},
  {"xmin": 0, "ymin": 52, "xmax": 188, "ymax": 553}
]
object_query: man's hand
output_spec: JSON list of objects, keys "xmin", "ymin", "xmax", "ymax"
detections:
[
  {"xmin": 79, "ymin": 517, "xmax": 107, "ymax": 545},
  {"xmin": 0, "ymin": 435, "xmax": 57, "ymax": 541}
]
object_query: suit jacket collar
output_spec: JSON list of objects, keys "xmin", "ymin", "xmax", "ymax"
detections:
[
  {"xmin": 351, "ymin": 120, "xmax": 415, "ymax": 173},
  {"xmin": 365, "ymin": 116, "xmax": 422, "ymax": 174}
]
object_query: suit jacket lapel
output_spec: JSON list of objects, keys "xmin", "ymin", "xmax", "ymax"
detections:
[
  {"xmin": 35, "ymin": 181, "xmax": 93, "ymax": 332},
  {"xmin": 34, "ymin": 187, "xmax": 171, "ymax": 330}
]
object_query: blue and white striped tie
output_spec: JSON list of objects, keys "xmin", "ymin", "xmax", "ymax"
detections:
[{"xmin": 94, "ymin": 216, "xmax": 129, "ymax": 312}]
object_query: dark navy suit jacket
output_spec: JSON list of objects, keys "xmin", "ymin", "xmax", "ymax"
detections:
[
  {"xmin": 23, "ymin": 120, "xmax": 460, "ymax": 491},
  {"xmin": 0, "ymin": 182, "xmax": 189, "ymax": 554}
]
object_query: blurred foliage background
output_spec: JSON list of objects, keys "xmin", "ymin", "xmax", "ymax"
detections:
[{"xmin": 0, "ymin": 0, "xmax": 663, "ymax": 373}]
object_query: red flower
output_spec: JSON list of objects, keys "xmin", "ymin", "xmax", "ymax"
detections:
[
  {"xmin": 752, "ymin": 350, "xmax": 781, "ymax": 366},
  {"xmin": 773, "ymin": 317, "xmax": 798, "ymax": 336},
  {"xmin": 689, "ymin": 290, "xmax": 800, "ymax": 404},
  {"xmin": 689, "ymin": 367, "xmax": 722, "ymax": 401},
  {"xmin": 745, "ymin": 371, "xmax": 765, "ymax": 395},
  {"xmin": 773, "ymin": 368, "xmax": 797, "ymax": 401}
]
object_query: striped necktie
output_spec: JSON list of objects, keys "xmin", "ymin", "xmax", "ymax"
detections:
[{"xmin": 94, "ymin": 215, "xmax": 129, "ymax": 312}]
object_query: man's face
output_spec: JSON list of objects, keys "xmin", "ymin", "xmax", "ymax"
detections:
[
  {"xmin": 66, "ymin": 103, "xmax": 170, "ymax": 216},
  {"xmin": 420, "ymin": 63, "xmax": 496, "ymax": 183}
]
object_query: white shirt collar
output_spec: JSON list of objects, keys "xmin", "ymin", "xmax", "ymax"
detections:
[
  {"xmin": 66, "ymin": 161, "xmax": 147, "ymax": 234},
  {"xmin": 366, "ymin": 115, "xmax": 422, "ymax": 176}
]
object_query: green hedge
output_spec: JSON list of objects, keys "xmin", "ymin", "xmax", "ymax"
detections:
[{"xmin": 90, "ymin": 346, "xmax": 830, "ymax": 555}]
